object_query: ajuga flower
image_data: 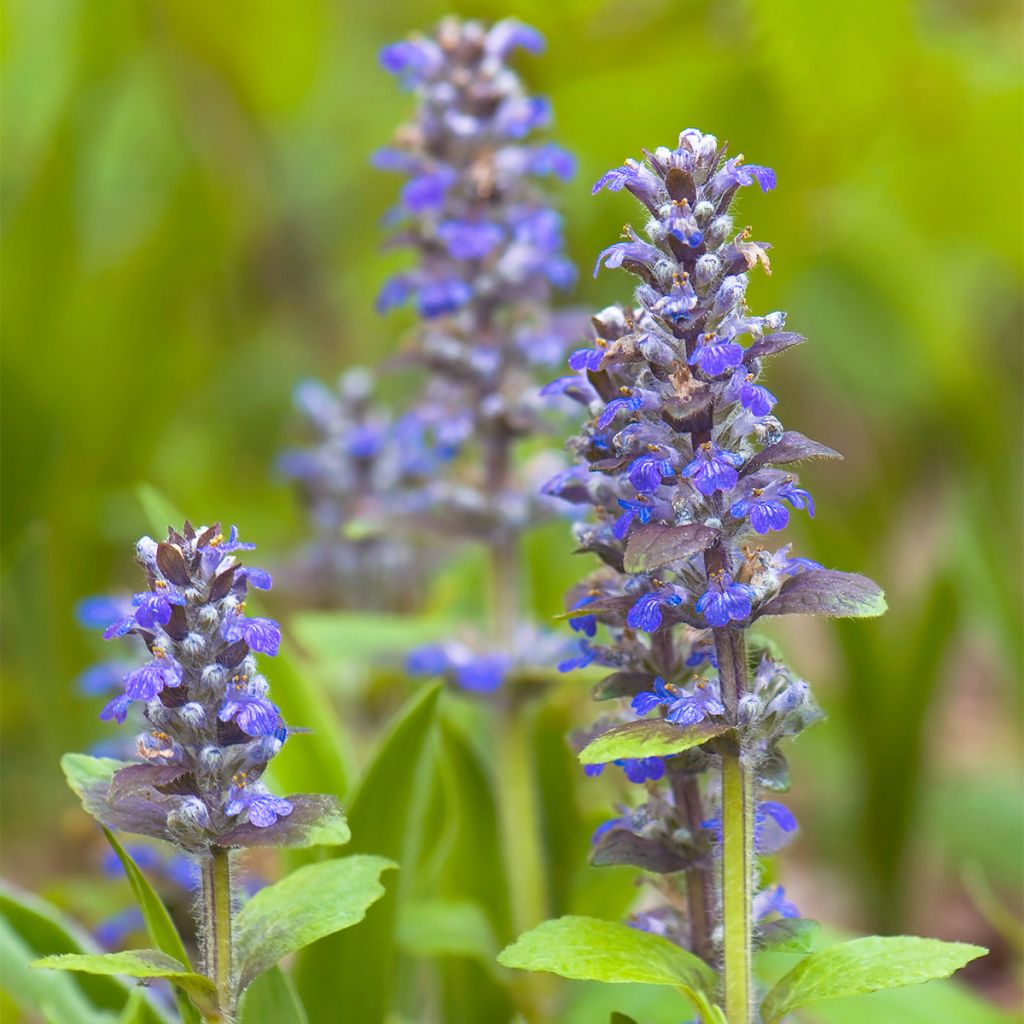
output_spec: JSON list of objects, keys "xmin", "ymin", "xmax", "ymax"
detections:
[
  {"xmin": 372, "ymin": 16, "xmax": 577, "ymax": 553},
  {"xmin": 278, "ymin": 369, "xmax": 442, "ymax": 609},
  {"xmin": 81, "ymin": 522, "xmax": 342, "ymax": 850},
  {"xmin": 538, "ymin": 128, "xmax": 886, "ymax": 979}
]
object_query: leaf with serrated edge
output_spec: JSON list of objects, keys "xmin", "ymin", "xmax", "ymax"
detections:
[
  {"xmin": 579, "ymin": 719, "xmax": 730, "ymax": 765},
  {"xmin": 623, "ymin": 523, "xmax": 718, "ymax": 574},
  {"xmin": 760, "ymin": 935, "xmax": 987, "ymax": 1023},
  {"xmin": 758, "ymin": 570, "xmax": 887, "ymax": 619},
  {"xmin": 235, "ymin": 855, "xmax": 395, "ymax": 989},
  {"xmin": 33, "ymin": 950, "xmax": 216, "ymax": 1014},
  {"xmin": 498, "ymin": 916, "xmax": 716, "ymax": 999}
]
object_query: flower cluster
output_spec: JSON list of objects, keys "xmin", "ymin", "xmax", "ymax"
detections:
[
  {"xmin": 277, "ymin": 369, "xmax": 443, "ymax": 608},
  {"xmin": 544, "ymin": 129, "xmax": 880, "ymax": 957},
  {"xmin": 375, "ymin": 16, "xmax": 578, "ymax": 547},
  {"xmin": 85, "ymin": 522, "xmax": 335, "ymax": 851}
]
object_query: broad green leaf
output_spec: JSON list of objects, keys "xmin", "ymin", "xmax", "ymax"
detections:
[
  {"xmin": 0, "ymin": 914, "xmax": 113, "ymax": 1024},
  {"xmin": 101, "ymin": 831, "xmax": 200, "ymax": 1024},
  {"xmin": 498, "ymin": 916, "xmax": 716, "ymax": 997},
  {"xmin": 236, "ymin": 855, "xmax": 395, "ymax": 988},
  {"xmin": 579, "ymin": 719, "xmax": 730, "ymax": 764},
  {"xmin": 135, "ymin": 484, "xmax": 184, "ymax": 537},
  {"xmin": 33, "ymin": 951, "xmax": 216, "ymax": 1014},
  {"xmin": 622, "ymin": 523, "xmax": 718, "ymax": 574},
  {"xmin": 758, "ymin": 570, "xmax": 887, "ymax": 619},
  {"xmin": 61, "ymin": 754, "xmax": 123, "ymax": 802},
  {"xmin": 397, "ymin": 899, "xmax": 497, "ymax": 963},
  {"xmin": 238, "ymin": 966, "xmax": 308, "ymax": 1024},
  {"xmin": 0, "ymin": 880, "xmax": 156, "ymax": 1019},
  {"xmin": 294, "ymin": 682, "xmax": 442, "ymax": 1024},
  {"xmin": 760, "ymin": 935, "xmax": 987, "ymax": 1023}
]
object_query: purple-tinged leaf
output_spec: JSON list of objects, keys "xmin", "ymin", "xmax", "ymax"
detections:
[
  {"xmin": 758, "ymin": 570, "xmax": 887, "ymax": 619},
  {"xmin": 208, "ymin": 565, "xmax": 237, "ymax": 602},
  {"xmin": 591, "ymin": 671, "xmax": 657, "ymax": 701},
  {"xmin": 591, "ymin": 829, "xmax": 689, "ymax": 874},
  {"xmin": 155, "ymin": 543, "xmax": 190, "ymax": 586},
  {"xmin": 109, "ymin": 763, "xmax": 188, "ymax": 802},
  {"xmin": 216, "ymin": 794, "xmax": 350, "ymax": 849},
  {"xmin": 661, "ymin": 390, "xmax": 713, "ymax": 433},
  {"xmin": 579, "ymin": 719, "xmax": 731, "ymax": 764},
  {"xmin": 623, "ymin": 523, "xmax": 719, "ymax": 574},
  {"xmin": 743, "ymin": 431, "xmax": 841, "ymax": 475},
  {"xmin": 745, "ymin": 332, "xmax": 805, "ymax": 361}
]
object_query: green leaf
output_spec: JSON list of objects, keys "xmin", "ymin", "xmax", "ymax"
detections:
[
  {"xmin": 610, "ymin": 1014, "xmax": 639, "ymax": 1024},
  {"xmin": 397, "ymin": 899, "xmax": 497, "ymax": 963},
  {"xmin": 0, "ymin": 913, "xmax": 113, "ymax": 1024},
  {"xmin": 33, "ymin": 951, "xmax": 216, "ymax": 1014},
  {"xmin": 758, "ymin": 570, "xmax": 887, "ymax": 619},
  {"xmin": 293, "ymin": 682, "xmax": 442, "ymax": 1024},
  {"xmin": 100, "ymin": 831, "xmax": 200, "ymax": 1024},
  {"xmin": 0, "ymin": 880, "xmax": 158, "ymax": 1020},
  {"xmin": 622, "ymin": 523, "xmax": 718, "ymax": 574},
  {"xmin": 61, "ymin": 753, "xmax": 123, "ymax": 802},
  {"xmin": 760, "ymin": 935, "xmax": 987, "ymax": 1023},
  {"xmin": 238, "ymin": 967, "xmax": 308, "ymax": 1024},
  {"xmin": 236, "ymin": 855, "xmax": 395, "ymax": 990},
  {"xmin": 578, "ymin": 719, "xmax": 730, "ymax": 764},
  {"xmin": 498, "ymin": 916, "xmax": 716, "ymax": 998}
]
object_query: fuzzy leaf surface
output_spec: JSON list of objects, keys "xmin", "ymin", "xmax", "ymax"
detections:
[
  {"xmin": 498, "ymin": 915, "xmax": 716, "ymax": 995},
  {"xmin": 758, "ymin": 570, "xmax": 887, "ymax": 619},
  {"xmin": 33, "ymin": 951, "xmax": 215, "ymax": 1012},
  {"xmin": 760, "ymin": 936, "xmax": 987, "ymax": 1023},
  {"xmin": 623, "ymin": 523, "xmax": 718, "ymax": 574},
  {"xmin": 236, "ymin": 854, "xmax": 395, "ymax": 989},
  {"xmin": 742, "ymin": 430, "xmax": 840, "ymax": 474},
  {"xmin": 579, "ymin": 719, "xmax": 730, "ymax": 764}
]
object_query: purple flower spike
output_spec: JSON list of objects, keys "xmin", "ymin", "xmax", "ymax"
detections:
[
  {"xmin": 225, "ymin": 782, "xmax": 293, "ymax": 829},
  {"xmin": 689, "ymin": 333, "xmax": 745, "ymax": 378}
]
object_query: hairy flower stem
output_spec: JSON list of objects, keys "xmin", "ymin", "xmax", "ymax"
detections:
[
  {"xmin": 202, "ymin": 846, "xmax": 235, "ymax": 1021},
  {"xmin": 715, "ymin": 626, "xmax": 753, "ymax": 1024}
]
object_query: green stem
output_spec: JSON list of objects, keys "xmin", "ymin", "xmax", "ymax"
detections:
[
  {"xmin": 714, "ymin": 626, "xmax": 754, "ymax": 1024},
  {"xmin": 202, "ymin": 846, "xmax": 234, "ymax": 1021}
]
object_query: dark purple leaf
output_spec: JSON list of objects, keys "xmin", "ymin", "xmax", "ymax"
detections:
[
  {"xmin": 155, "ymin": 543, "xmax": 191, "ymax": 586},
  {"xmin": 591, "ymin": 671, "xmax": 657, "ymax": 701},
  {"xmin": 162, "ymin": 604, "xmax": 188, "ymax": 642},
  {"xmin": 623, "ymin": 523, "xmax": 719, "ymax": 574},
  {"xmin": 745, "ymin": 331, "xmax": 805, "ymax": 361},
  {"xmin": 758, "ymin": 570, "xmax": 887, "ymax": 619},
  {"xmin": 661, "ymin": 389, "xmax": 713, "ymax": 433},
  {"xmin": 109, "ymin": 763, "xmax": 188, "ymax": 801},
  {"xmin": 591, "ymin": 829, "xmax": 690, "ymax": 874},
  {"xmin": 742, "ymin": 431, "xmax": 841, "ymax": 475},
  {"xmin": 208, "ymin": 565, "xmax": 237, "ymax": 602}
]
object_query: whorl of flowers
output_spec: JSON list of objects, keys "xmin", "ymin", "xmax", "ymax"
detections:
[
  {"xmin": 277, "ymin": 369, "xmax": 443, "ymax": 609},
  {"xmin": 546, "ymin": 129, "xmax": 885, "ymax": 953},
  {"xmin": 87, "ymin": 522, "xmax": 337, "ymax": 851},
  {"xmin": 375, "ymin": 16, "xmax": 578, "ymax": 544}
]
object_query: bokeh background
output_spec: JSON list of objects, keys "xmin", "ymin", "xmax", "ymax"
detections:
[{"xmin": 3, "ymin": 0, "xmax": 1022, "ymax": 1020}]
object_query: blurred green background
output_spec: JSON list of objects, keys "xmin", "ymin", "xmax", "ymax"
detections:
[{"xmin": 2, "ymin": 0, "xmax": 1022, "ymax": 1016}]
